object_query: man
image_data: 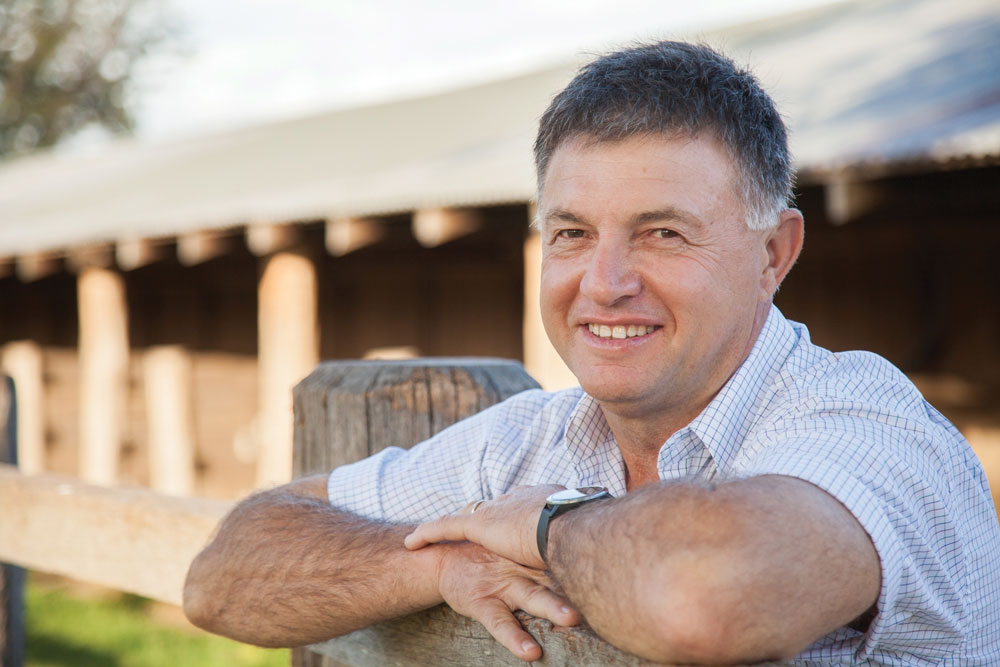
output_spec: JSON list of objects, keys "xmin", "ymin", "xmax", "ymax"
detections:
[{"xmin": 184, "ymin": 41, "xmax": 1000, "ymax": 664}]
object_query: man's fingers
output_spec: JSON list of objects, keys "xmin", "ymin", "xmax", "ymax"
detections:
[
  {"xmin": 471, "ymin": 598, "xmax": 542, "ymax": 662},
  {"xmin": 504, "ymin": 578, "xmax": 579, "ymax": 628},
  {"xmin": 403, "ymin": 516, "xmax": 468, "ymax": 550}
]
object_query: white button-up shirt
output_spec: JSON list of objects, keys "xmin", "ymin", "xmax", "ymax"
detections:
[{"xmin": 328, "ymin": 306, "xmax": 1000, "ymax": 665}]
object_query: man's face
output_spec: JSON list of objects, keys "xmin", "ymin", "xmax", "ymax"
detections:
[{"xmin": 538, "ymin": 133, "xmax": 776, "ymax": 425}]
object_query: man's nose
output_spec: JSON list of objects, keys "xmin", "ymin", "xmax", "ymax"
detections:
[{"xmin": 579, "ymin": 240, "xmax": 641, "ymax": 306}]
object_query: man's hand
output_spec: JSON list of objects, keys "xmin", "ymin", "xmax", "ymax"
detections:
[
  {"xmin": 436, "ymin": 541, "xmax": 578, "ymax": 662},
  {"xmin": 404, "ymin": 484, "xmax": 564, "ymax": 569},
  {"xmin": 407, "ymin": 485, "xmax": 583, "ymax": 661}
]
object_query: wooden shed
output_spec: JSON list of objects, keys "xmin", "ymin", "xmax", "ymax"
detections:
[{"xmin": 0, "ymin": 0, "xmax": 998, "ymax": 504}]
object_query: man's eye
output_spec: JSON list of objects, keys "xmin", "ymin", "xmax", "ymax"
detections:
[
  {"xmin": 556, "ymin": 229, "xmax": 585, "ymax": 239},
  {"xmin": 653, "ymin": 228, "xmax": 678, "ymax": 239}
]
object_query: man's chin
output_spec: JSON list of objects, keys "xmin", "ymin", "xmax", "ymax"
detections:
[{"xmin": 577, "ymin": 377, "xmax": 660, "ymax": 410}]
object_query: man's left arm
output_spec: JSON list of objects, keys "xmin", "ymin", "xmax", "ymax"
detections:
[{"xmin": 406, "ymin": 475, "xmax": 880, "ymax": 665}]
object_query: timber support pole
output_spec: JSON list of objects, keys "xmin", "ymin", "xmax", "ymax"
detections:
[
  {"xmin": 522, "ymin": 218, "xmax": 577, "ymax": 391},
  {"xmin": 0, "ymin": 342, "xmax": 44, "ymax": 475},
  {"xmin": 290, "ymin": 358, "xmax": 650, "ymax": 667},
  {"xmin": 257, "ymin": 249, "xmax": 319, "ymax": 488},
  {"xmin": 77, "ymin": 266, "xmax": 129, "ymax": 486},
  {"xmin": 1, "ymin": 377, "xmax": 24, "ymax": 667},
  {"xmin": 143, "ymin": 346, "xmax": 196, "ymax": 496}
]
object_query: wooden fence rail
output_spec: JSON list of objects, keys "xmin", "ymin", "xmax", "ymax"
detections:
[
  {"xmin": 0, "ymin": 359, "xmax": 687, "ymax": 666},
  {"xmin": 0, "ymin": 465, "xmax": 231, "ymax": 607}
]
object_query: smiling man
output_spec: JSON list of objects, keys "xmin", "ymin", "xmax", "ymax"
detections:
[
  {"xmin": 536, "ymin": 133, "xmax": 798, "ymax": 477},
  {"xmin": 184, "ymin": 42, "xmax": 1000, "ymax": 665}
]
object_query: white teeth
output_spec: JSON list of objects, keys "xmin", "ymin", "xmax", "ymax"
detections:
[{"xmin": 587, "ymin": 323, "xmax": 657, "ymax": 339}]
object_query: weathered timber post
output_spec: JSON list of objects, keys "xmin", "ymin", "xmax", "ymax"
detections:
[
  {"xmin": 1, "ymin": 376, "xmax": 25, "ymax": 667},
  {"xmin": 290, "ymin": 359, "xmax": 652, "ymax": 667}
]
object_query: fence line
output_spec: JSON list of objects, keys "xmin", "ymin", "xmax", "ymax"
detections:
[
  {"xmin": 0, "ymin": 359, "xmax": 663, "ymax": 667},
  {"xmin": 0, "ymin": 464, "xmax": 230, "ymax": 607}
]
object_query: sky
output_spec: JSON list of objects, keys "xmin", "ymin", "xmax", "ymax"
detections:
[{"xmin": 123, "ymin": 0, "xmax": 837, "ymax": 144}]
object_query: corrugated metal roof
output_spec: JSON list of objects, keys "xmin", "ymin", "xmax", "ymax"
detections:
[
  {"xmin": 0, "ymin": 0, "xmax": 997, "ymax": 257},
  {"xmin": 716, "ymin": 0, "xmax": 1000, "ymax": 178},
  {"xmin": 0, "ymin": 65, "xmax": 574, "ymax": 256}
]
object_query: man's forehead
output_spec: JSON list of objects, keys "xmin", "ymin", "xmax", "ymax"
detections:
[
  {"xmin": 543, "ymin": 132, "xmax": 739, "ymax": 185},
  {"xmin": 539, "ymin": 133, "xmax": 743, "ymax": 222}
]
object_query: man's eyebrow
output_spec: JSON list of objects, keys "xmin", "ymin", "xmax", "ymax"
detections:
[
  {"xmin": 543, "ymin": 209, "xmax": 583, "ymax": 224},
  {"xmin": 541, "ymin": 206, "xmax": 706, "ymax": 230},
  {"xmin": 632, "ymin": 207, "xmax": 705, "ymax": 230}
]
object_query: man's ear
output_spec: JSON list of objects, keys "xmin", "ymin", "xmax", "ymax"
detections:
[{"xmin": 761, "ymin": 208, "xmax": 804, "ymax": 298}]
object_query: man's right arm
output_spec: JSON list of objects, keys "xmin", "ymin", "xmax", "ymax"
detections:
[
  {"xmin": 183, "ymin": 473, "xmax": 576, "ymax": 660},
  {"xmin": 183, "ymin": 474, "xmax": 441, "ymax": 646}
]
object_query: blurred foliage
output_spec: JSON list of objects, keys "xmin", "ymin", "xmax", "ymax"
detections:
[{"xmin": 0, "ymin": 0, "xmax": 175, "ymax": 158}]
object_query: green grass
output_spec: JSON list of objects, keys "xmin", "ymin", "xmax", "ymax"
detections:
[{"xmin": 26, "ymin": 575, "xmax": 289, "ymax": 667}]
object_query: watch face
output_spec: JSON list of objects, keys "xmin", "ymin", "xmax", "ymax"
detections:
[{"xmin": 547, "ymin": 486, "xmax": 609, "ymax": 505}]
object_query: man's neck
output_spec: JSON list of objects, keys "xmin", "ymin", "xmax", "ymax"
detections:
[
  {"xmin": 602, "ymin": 301, "xmax": 773, "ymax": 490},
  {"xmin": 602, "ymin": 406, "xmax": 697, "ymax": 476},
  {"xmin": 609, "ymin": 413, "xmax": 690, "ymax": 492}
]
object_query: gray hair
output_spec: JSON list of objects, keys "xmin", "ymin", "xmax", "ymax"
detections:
[{"xmin": 534, "ymin": 41, "xmax": 793, "ymax": 231}]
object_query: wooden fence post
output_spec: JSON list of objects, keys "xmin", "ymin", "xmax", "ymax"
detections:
[
  {"xmin": 290, "ymin": 359, "xmax": 651, "ymax": 667},
  {"xmin": 1, "ymin": 376, "xmax": 25, "ymax": 667}
]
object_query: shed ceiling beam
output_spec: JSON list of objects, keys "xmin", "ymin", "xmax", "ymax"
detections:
[
  {"xmin": 246, "ymin": 222, "xmax": 301, "ymax": 256},
  {"xmin": 177, "ymin": 230, "xmax": 233, "ymax": 266},
  {"xmin": 412, "ymin": 207, "xmax": 482, "ymax": 248},
  {"xmin": 325, "ymin": 217, "xmax": 385, "ymax": 256},
  {"xmin": 117, "ymin": 238, "xmax": 171, "ymax": 271},
  {"xmin": 66, "ymin": 244, "xmax": 114, "ymax": 273},
  {"xmin": 824, "ymin": 177, "xmax": 885, "ymax": 225},
  {"xmin": 15, "ymin": 252, "xmax": 61, "ymax": 282}
]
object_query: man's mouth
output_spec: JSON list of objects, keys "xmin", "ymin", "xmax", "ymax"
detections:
[{"xmin": 586, "ymin": 324, "xmax": 661, "ymax": 339}]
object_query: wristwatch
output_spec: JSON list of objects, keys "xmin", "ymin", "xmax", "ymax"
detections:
[{"xmin": 536, "ymin": 486, "xmax": 611, "ymax": 564}]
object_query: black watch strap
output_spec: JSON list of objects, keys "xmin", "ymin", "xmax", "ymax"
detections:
[
  {"xmin": 536, "ymin": 487, "xmax": 610, "ymax": 564},
  {"xmin": 535, "ymin": 504, "xmax": 561, "ymax": 564}
]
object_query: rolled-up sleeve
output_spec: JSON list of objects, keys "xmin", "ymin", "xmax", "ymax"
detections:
[{"xmin": 741, "ymin": 405, "xmax": 969, "ymax": 663}]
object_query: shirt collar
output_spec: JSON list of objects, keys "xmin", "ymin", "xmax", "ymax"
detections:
[
  {"xmin": 565, "ymin": 390, "xmax": 613, "ymax": 459},
  {"xmin": 562, "ymin": 304, "xmax": 798, "ymax": 480},
  {"xmin": 684, "ymin": 304, "xmax": 798, "ymax": 472}
]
